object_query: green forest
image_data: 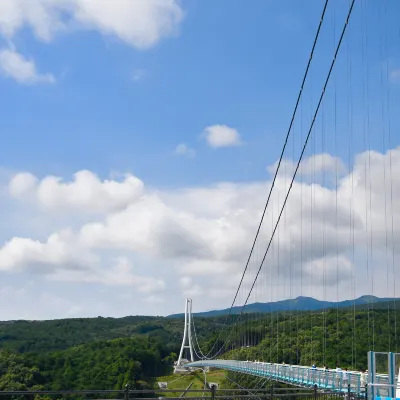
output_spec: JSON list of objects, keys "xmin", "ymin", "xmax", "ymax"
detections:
[{"xmin": 0, "ymin": 307, "xmax": 398, "ymax": 393}]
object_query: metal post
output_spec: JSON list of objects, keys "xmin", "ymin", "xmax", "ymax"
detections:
[
  {"xmin": 365, "ymin": 384, "xmax": 368, "ymax": 400},
  {"xmin": 388, "ymin": 352, "xmax": 396, "ymax": 399},
  {"xmin": 211, "ymin": 384, "xmax": 216, "ymax": 400},
  {"xmin": 368, "ymin": 351, "xmax": 375, "ymax": 400},
  {"xmin": 270, "ymin": 384, "xmax": 274, "ymax": 400},
  {"xmin": 124, "ymin": 384, "xmax": 130, "ymax": 400},
  {"xmin": 314, "ymin": 384, "xmax": 318, "ymax": 400},
  {"xmin": 347, "ymin": 383, "xmax": 351, "ymax": 400}
]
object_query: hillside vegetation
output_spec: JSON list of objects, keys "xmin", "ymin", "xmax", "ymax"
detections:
[
  {"xmin": 200, "ymin": 308, "xmax": 400, "ymax": 371},
  {"xmin": 0, "ymin": 306, "xmax": 398, "ymax": 392}
]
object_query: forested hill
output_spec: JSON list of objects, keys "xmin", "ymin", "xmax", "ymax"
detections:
[
  {"xmin": 168, "ymin": 295, "xmax": 399, "ymax": 318},
  {"xmin": 200, "ymin": 308, "xmax": 400, "ymax": 371},
  {"xmin": 0, "ymin": 315, "xmax": 225, "ymax": 353},
  {"xmin": 0, "ymin": 307, "xmax": 398, "ymax": 392},
  {"xmin": 0, "ymin": 314, "xmax": 224, "ymax": 392}
]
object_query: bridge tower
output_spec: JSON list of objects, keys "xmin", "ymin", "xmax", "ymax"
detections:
[{"xmin": 176, "ymin": 298, "xmax": 194, "ymax": 370}]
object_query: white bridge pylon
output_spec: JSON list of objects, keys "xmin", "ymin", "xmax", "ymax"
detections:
[{"xmin": 175, "ymin": 298, "xmax": 194, "ymax": 372}]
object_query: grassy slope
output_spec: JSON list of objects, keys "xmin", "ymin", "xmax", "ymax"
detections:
[{"xmin": 155, "ymin": 370, "xmax": 227, "ymax": 397}]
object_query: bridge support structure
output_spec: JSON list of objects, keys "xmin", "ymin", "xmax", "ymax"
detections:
[
  {"xmin": 368, "ymin": 351, "xmax": 400, "ymax": 400},
  {"xmin": 175, "ymin": 298, "xmax": 194, "ymax": 373}
]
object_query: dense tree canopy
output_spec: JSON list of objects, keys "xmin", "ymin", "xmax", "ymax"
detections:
[{"xmin": 0, "ymin": 306, "xmax": 398, "ymax": 392}]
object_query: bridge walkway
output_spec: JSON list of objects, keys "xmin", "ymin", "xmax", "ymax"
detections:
[{"xmin": 186, "ymin": 360, "xmax": 392, "ymax": 396}]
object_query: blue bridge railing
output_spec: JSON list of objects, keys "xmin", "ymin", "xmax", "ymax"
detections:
[{"xmin": 186, "ymin": 360, "xmax": 387, "ymax": 396}]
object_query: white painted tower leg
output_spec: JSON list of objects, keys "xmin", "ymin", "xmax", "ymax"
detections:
[{"xmin": 176, "ymin": 298, "xmax": 194, "ymax": 370}]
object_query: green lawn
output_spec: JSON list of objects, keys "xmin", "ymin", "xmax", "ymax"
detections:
[{"xmin": 155, "ymin": 369, "xmax": 227, "ymax": 397}]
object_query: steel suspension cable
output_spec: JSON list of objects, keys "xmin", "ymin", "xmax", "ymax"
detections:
[
  {"xmin": 345, "ymin": 16, "xmax": 356, "ymax": 370},
  {"xmin": 385, "ymin": 2, "xmax": 397, "ymax": 353},
  {"xmin": 196, "ymin": 0, "xmax": 330, "ymax": 359},
  {"xmin": 237, "ymin": 0, "xmax": 355, "ymax": 330},
  {"xmin": 197, "ymin": 0, "xmax": 355, "ymax": 358},
  {"xmin": 207, "ymin": 0, "xmax": 356, "ymax": 358},
  {"xmin": 191, "ymin": 316, "xmax": 208, "ymax": 359},
  {"xmin": 333, "ymin": 1, "xmax": 339, "ymax": 366}
]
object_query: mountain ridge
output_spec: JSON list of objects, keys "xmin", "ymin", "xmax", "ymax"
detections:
[{"xmin": 168, "ymin": 295, "xmax": 397, "ymax": 318}]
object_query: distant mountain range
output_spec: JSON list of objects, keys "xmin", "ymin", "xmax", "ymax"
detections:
[{"xmin": 168, "ymin": 295, "xmax": 398, "ymax": 318}]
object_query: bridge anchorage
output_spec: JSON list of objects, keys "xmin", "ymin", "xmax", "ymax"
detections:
[{"xmin": 176, "ymin": 299, "xmax": 400, "ymax": 400}]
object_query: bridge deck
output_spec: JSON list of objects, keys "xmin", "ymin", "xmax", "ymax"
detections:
[{"xmin": 186, "ymin": 360, "xmax": 391, "ymax": 397}]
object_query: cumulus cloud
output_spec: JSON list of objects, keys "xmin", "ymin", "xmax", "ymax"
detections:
[
  {"xmin": 2, "ymin": 147, "xmax": 400, "ymax": 314},
  {"xmin": 267, "ymin": 153, "xmax": 346, "ymax": 178},
  {"xmin": 0, "ymin": 1, "xmax": 183, "ymax": 84},
  {"xmin": 9, "ymin": 172, "xmax": 38, "ymax": 196},
  {"xmin": 50, "ymin": 257, "xmax": 165, "ymax": 293},
  {"xmin": 9, "ymin": 170, "xmax": 144, "ymax": 213},
  {"xmin": 175, "ymin": 143, "xmax": 196, "ymax": 158},
  {"xmin": 301, "ymin": 255, "xmax": 353, "ymax": 285},
  {"xmin": 0, "ymin": 231, "xmax": 165, "ymax": 296},
  {"xmin": 202, "ymin": 125, "xmax": 242, "ymax": 148},
  {"xmin": 179, "ymin": 276, "xmax": 203, "ymax": 297},
  {"xmin": 0, "ymin": 0, "xmax": 183, "ymax": 49},
  {"xmin": 79, "ymin": 194, "xmax": 212, "ymax": 259},
  {"xmin": 0, "ymin": 48, "xmax": 55, "ymax": 84},
  {"xmin": 0, "ymin": 229, "xmax": 94, "ymax": 273}
]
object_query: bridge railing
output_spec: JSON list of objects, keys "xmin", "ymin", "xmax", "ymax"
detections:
[
  {"xmin": 370, "ymin": 374, "xmax": 391, "ymax": 398},
  {"xmin": 187, "ymin": 360, "xmax": 370, "ymax": 395}
]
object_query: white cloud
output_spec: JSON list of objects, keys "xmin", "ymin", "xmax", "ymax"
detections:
[
  {"xmin": 179, "ymin": 276, "xmax": 203, "ymax": 297},
  {"xmin": 2, "ymin": 147, "xmax": 400, "ymax": 317},
  {"xmin": 390, "ymin": 69, "xmax": 400, "ymax": 83},
  {"xmin": 0, "ymin": 286, "xmax": 84, "ymax": 320},
  {"xmin": 9, "ymin": 170, "xmax": 144, "ymax": 213},
  {"xmin": 78, "ymin": 195, "xmax": 212, "ymax": 259},
  {"xmin": 202, "ymin": 125, "xmax": 242, "ymax": 148},
  {"xmin": 0, "ymin": 48, "xmax": 55, "ymax": 84},
  {"xmin": 0, "ymin": 1, "xmax": 183, "ymax": 85},
  {"xmin": 144, "ymin": 295, "xmax": 164, "ymax": 304},
  {"xmin": 0, "ymin": 0, "xmax": 184, "ymax": 49},
  {"xmin": 267, "ymin": 153, "xmax": 346, "ymax": 178},
  {"xmin": 50, "ymin": 257, "xmax": 165, "ymax": 293},
  {"xmin": 175, "ymin": 143, "xmax": 196, "ymax": 158},
  {"xmin": 0, "ymin": 230, "xmax": 95, "ymax": 273},
  {"xmin": 178, "ymin": 260, "xmax": 239, "ymax": 277},
  {"xmin": 302, "ymin": 255, "xmax": 353, "ymax": 285},
  {"xmin": 9, "ymin": 172, "xmax": 38, "ymax": 196}
]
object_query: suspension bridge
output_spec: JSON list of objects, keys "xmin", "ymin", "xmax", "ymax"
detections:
[
  {"xmin": 172, "ymin": 1, "xmax": 400, "ymax": 400},
  {"xmin": 175, "ymin": 298, "xmax": 400, "ymax": 400}
]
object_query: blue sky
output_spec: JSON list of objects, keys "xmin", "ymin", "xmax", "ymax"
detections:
[
  {"xmin": 3, "ymin": 0, "xmax": 398, "ymax": 186},
  {"xmin": 0, "ymin": 0, "xmax": 399, "ymax": 319}
]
